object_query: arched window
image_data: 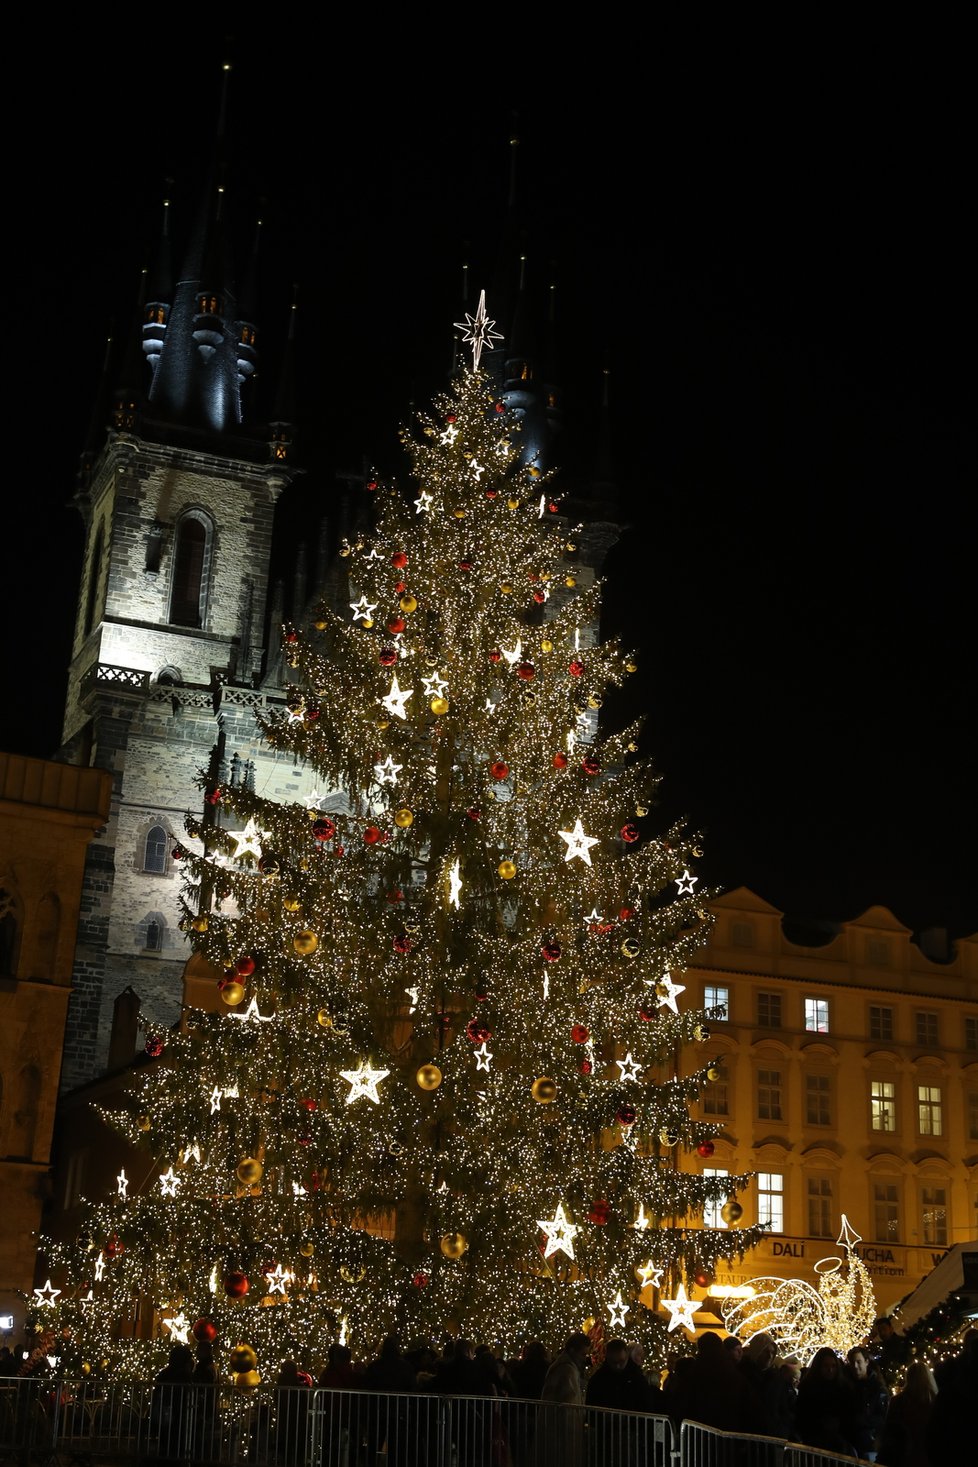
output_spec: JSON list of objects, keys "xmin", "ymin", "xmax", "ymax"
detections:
[
  {"xmin": 169, "ymin": 512, "xmax": 212, "ymax": 627},
  {"xmin": 0, "ymin": 887, "xmax": 19, "ymax": 976},
  {"xmin": 146, "ymin": 921, "xmax": 162, "ymax": 951},
  {"xmin": 83, "ymin": 524, "xmax": 104, "ymax": 637},
  {"xmin": 143, "ymin": 825, "xmax": 168, "ymax": 874}
]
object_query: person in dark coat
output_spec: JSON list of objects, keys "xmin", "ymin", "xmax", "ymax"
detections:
[
  {"xmin": 363, "ymin": 1337, "xmax": 416, "ymax": 1467},
  {"xmin": 925, "ymin": 1328, "xmax": 978, "ymax": 1466},
  {"xmin": 670, "ymin": 1331, "xmax": 765, "ymax": 1435},
  {"xmin": 878, "ymin": 1359, "xmax": 936, "ymax": 1467},
  {"xmin": 795, "ymin": 1347, "xmax": 858, "ymax": 1457},
  {"xmin": 151, "ymin": 1343, "xmax": 194, "ymax": 1458},
  {"xmin": 845, "ymin": 1345, "xmax": 888, "ymax": 1460},
  {"xmin": 739, "ymin": 1332, "xmax": 798, "ymax": 1441}
]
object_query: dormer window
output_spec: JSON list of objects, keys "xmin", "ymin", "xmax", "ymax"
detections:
[{"xmin": 196, "ymin": 294, "xmax": 222, "ymax": 316}]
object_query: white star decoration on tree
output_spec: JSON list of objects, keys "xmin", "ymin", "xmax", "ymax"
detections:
[
  {"xmin": 439, "ymin": 424, "xmax": 458, "ymax": 446},
  {"xmin": 608, "ymin": 1291, "xmax": 629, "ymax": 1330},
  {"xmin": 340, "ymin": 1061, "xmax": 390, "ymax": 1106},
  {"xmin": 380, "ymin": 676, "xmax": 413, "ymax": 720},
  {"xmin": 180, "ymin": 1142, "xmax": 202, "ymax": 1164},
  {"xmin": 116, "ymin": 1169, "xmax": 128, "ymax": 1199},
  {"xmin": 676, "ymin": 868, "xmax": 698, "ymax": 895},
  {"xmin": 229, "ymin": 818, "xmax": 264, "ymax": 861},
  {"xmin": 415, "ymin": 489, "xmax": 435, "ymax": 511},
  {"xmin": 265, "ymin": 1264, "xmax": 290, "ymax": 1296},
  {"xmin": 34, "ymin": 1279, "xmax": 61, "ymax": 1307},
  {"xmin": 374, "ymin": 755, "xmax": 402, "ymax": 786},
  {"xmin": 636, "ymin": 1258, "xmax": 664, "ymax": 1288},
  {"xmin": 422, "ymin": 672, "xmax": 449, "ymax": 699},
  {"xmin": 559, "ymin": 819, "xmax": 600, "ymax": 866},
  {"xmin": 209, "ymin": 1087, "xmax": 224, "ymax": 1114},
  {"xmin": 350, "ymin": 595, "xmax": 378, "ymax": 622},
  {"xmin": 500, "ymin": 638, "xmax": 523, "ymax": 666},
  {"xmin": 162, "ymin": 1311, "xmax": 191, "ymax": 1343},
  {"xmin": 655, "ymin": 973, "xmax": 686, "ymax": 1014},
  {"xmin": 286, "ymin": 705, "xmax": 305, "ymax": 725},
  {"xmin": 616, "ymin": 1052, "xmax": 642, "ymax": 1084},
  {"xmin": 159, "ymin": 1167, "xmax": 181, "ymax": 1198},
  {"xmin": 454, "ymin": 288, "xmax": 503, "ymax": 369},
  {"xmin": 474, "ymin": 1041, "xmax": 493, "ymax": 1072},
  {"xmin": 94, "ymin": 1253, "xmax": 105, "ymax": 1282},
  {"xmin": 662, "ymin": 1283, "xmax": 699, "ymax": 1333},
  {"xmin": 538, "ymin": 1203, "xmax": 579, "ymax": 1260}
]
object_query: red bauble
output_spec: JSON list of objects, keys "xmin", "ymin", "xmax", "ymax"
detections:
[
  {"xmin": 459, "ymin": 559, "xmax": 474, "ymax": 571},
  {"xmin": 541, "ymin": 941, "xmax": 561, "ymax": 962},
  {"xmin": 474, "ymin": 990, "xmax": 488, "ymax": 1003},
  {"xmin": 144, "ymin": 1035, "xmax": 165, "ymax": 1058},
  {"xmin": 490, "ymin": 760, "xmax": 509, "ymax": 781},
  {"xmin": 552, "ymin": 752, "xmax": 569, "ymax": 769},
  {"xmin": 387, "ymin": 888, "xmax": 404, "ymax": 903},
  {"xmin": 571, "ymin": 1024, "xmax": 590, "ymax": 1044},
  {"xmin": 639, "ymin": 1008, "xmax": 656, "ymax": 1022},
  {"xmin": 533, "ymin": 589, "xmax": 548, "ymax": 604},
  {"xmin": 223, "ymin": 1271, "xmax": 249, "ymax": 1299},
  {"xmin": 569, "ymin": 659, "xmax": 585, "ymax": 677},
  {"xmin": 192, "ymin": 1318, "xmax": 218, "ymax": 1344},
  {"xmin": 312, "ymin": 817, "xmax": 336, "ymax": 841},
  {"xmin": 387, "ymin": 617, "xmax": 406, "ymax": 635},
  {"xmin": 548, "ymin": 501, "xmax": 559, "ymax": 513},
  {"xmin": 285, "ymin": 631, "xmax": 298, "ymax": 644},
  {"xmin": 301, "ymin": 1098, "xmax": 318, "ymax": 1112},
  {"xmin": 696, "ymin": 1141, "xmax": 716, "ymax": 1158},
  {"xmin": 363, "ymin": 825, "xmax": 382, "ymax": 845},
  {"xmin": 236, "ymin": 955, "xmax": 256, "ymax": 977},
  {"xmin": 619, "ymin": 906, "xmax": 636, "ymax": 921},
  {"xmin": 494, "ymin": 402, "xmax": 504, "ymax": 414},
  {"xmin": 366, "ymin": 479, "xmax": 378, "ymax": 492},
  {"xmin": 171, "ymin": 845, "xmax": 185, "ymax": 860},
  {"xmin": 581, "ymin": 756, "xmax": 600, "ymax": 776},
  {"xmin": 393, "ymin": 934, "xmax": 413, "ymax": 954},
  {"xmin": 587, "ymin": 1200, "xmax": 611, "ymax": 1225},
  {"xmin": 617, "ymin": 1105, "xmax": 637, "ymax": 1127},
  {"xmin": 466, "ymin": 807, "xmax": 482, "ymax": 821},
  {"xmin": 516, "ymin": 662, "xmax": 536, "ymax": 681},
  {"xmin": 207, "ymin": 788, "xmax": 222, "ymax": 806},
  {"xmin": 412, "ymin": 1271, "xmax": 430, "ymax": 1288},
  {"xmin": 489, "ymin": 649, "xmax": 502, "ymax": 663},
  {"xmin": 379, "ymin": 648, "xmax": 398, "ymax": 666},
  {"xmin": 306, "ymin": 706, "xmax": 320, "ymax": 722},
  {"xmin": 485, "ymin": 488, "xmax": 498, "ymax": 499},
  {"xmin": 105, "ymin": 1234, "xmax": 124, "ymax": 1258},
  {"xmin": 694, "ymin": 1268, "xmax": 714, "ymax": 1289},
  {"xmin": 466, "ymin": 1019, "xmax": 492, "ymax": 1044},
  {"xmin": 579, "ymin": 1059, "xmax": 593, "ymax": 1075},
  {"xmin": 391, "ymin": 551, "xmax": 409, "ymax": 569},
  {"xmin": 620, "ymin": 823, "xmax": 640, "ymax": 843}
]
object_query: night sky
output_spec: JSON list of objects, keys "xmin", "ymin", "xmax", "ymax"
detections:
[{"xmin": 4, "ymin": 36, "xmax": 974, "ymax": 940}]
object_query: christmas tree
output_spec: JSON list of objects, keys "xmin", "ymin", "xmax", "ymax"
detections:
[{"xmin": 38, "ymin": 314, "xmax": 766, "ymax": 1377}]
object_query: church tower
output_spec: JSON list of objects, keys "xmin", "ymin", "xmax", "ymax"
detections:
[{"xmin": 58, "ymin": 76, "xmax": 308, "ymax": 1090}]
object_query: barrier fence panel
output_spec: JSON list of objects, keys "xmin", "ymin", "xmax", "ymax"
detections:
[{"xmin": 680, "ymin": 1418, "xmax": 788, "ymax": 1467}]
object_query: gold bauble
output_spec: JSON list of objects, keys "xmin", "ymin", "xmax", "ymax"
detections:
[
  {"xmin": 394, "ymin": 808, "xmax": 414, "ymax": 828},
  {"xmin": 283, "ymin": 895, "xmax": 302, "ymax": 913},
  {"xmin": 236, "ymin": 1158, "xmax": 264, "ymax": 1186},
  {"xmin": 587, "ymin": 694, "xmax": 603, "ymax": 709},
  {"xmin": 430, "ymin": 696, "xmax": 449, "ymax": 715},
  {"xmin": 440, "ymin": 1232, "xmax": 468, "ymax": 1259},
  {"xmin": 498, "ymin": 860, "xmax": 517, "ymax": 880},
  {"xmin": 635, "ymin": 804, "xmax": 648, "ymax": 817},
  {"xmin": 363, "ymin": 617, "xmax": 374, "ymax": 629},
  {"xmin": 531, "ymin": 1077, "xmax": 557, "ymax": 1103},
  {"xmin": 720, "ymin": 1200, "xmax": 744, "ymax": 1225},
  {"xmin": 299, "ymin": 1240, "xmax": 315, "ymax": 1257},
  {"xmin": 500, "ymin": 583, "xmax": 513, "ymax": 595},
  {"xmin": 565, "ymin": 575, "xmax": 577, "ymax": 588},
  {"xmin": 417, "ymin": 1064, "xmax": 442, "ymax": 1091},
  {"xmin": 625, "ymin": 661, "xmax": 638, "ymax": 674},
  {"xmin": 453, "ymin": 508, "xmax": 466, "ymax": 519},
  {"xmin": 540, "ymin": 639, "xmax": 553, "ymax": 653},
  {"xmin": 507, "ymin": 497, "xmax": 520, "ymax": 510},
  {"xmin": 220, "ymin": 981, "xmax": 246, "ymax": 1006},
  {"xmin": 81, "ymin": 1362, "xmax": 91, "ymax": 1375},
  {"xmin": 137, "ymin": 1115, "xmax": 151, "ymax": 1132},
  {"xmin": 191, "ymin": 915, "xmax": 209, "ymax": 932},
  {"xmin": 317, "ymin": 1009, "xmax": 333, "ymax": 1029},
  {"xmin": 376, "ymin": 715, "xmax": 390, "ymax": 730},
  {"xmin": 293, "ymin": 929, "xmax": 319, "ymax": 955},
  {"xmin": 399, "ymin": 594, "xmax": 418, "ymax": 614},
  {"xmin": 565, "ymin": 541, "xmax": 577, "ymax": 553},
  {"xmin": 237, "ymin": 1369, "xmax": 261, "ymax": 1387},
  {"xmin": 230, "ymin": 1344, "xmax": 258, "ymax": 1373},
  {"xmin": 582, "ymin": 1316, "xmax": 596, "ymax": 1334},
  {"xmin": 628, "ymin": 742, "xmax": 639, "ymax": 754},
  {"xmin": 340, "ymin": 1263, "xmax": 366, "ymax": 1283},
  {"xmin": 706, "ymin": 1066, "xmax": 721, "ymax": 1082},
  {"xmin": 314, "ymin": 619, "xmax": 327, "ymax": 631},
  {"xmin": 620, "ymin": 937, "xmax": 641, "ymax": 958},
  {"xmin": 659, "ymin": 1129, "xmax": 679, "ymax": 1147}
]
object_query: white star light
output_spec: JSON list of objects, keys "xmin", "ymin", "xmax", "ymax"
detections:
[
  {"xmin": 637, "ymin": 1258, "xmax": 664, "ymax": 1288},
  {"xmin": 633, "ymin": 1203, "xmax": 650, "ymax": 1231},
  {"xmin": 209, "ymin": 1087, "xmax": 224, "ymax": 1114},
  {"xmin": 405, "ymin": 986, "xmax": 419, "ymax": 1014},
  {"xmin": 414, "ymin": 489, "xmax": 434, "ymax": 514},
  {"xmin": 676, "ymin": 868, "xmax": 698, "ymax": 895},
  {"xmin": 448, "ymin": 858, "xmax": 463, "ymax": 910},
  {"xmin": 538, "ymin": 1203, "xmax": 579, "ymax": 1261},
  {"xmin": 116, "ymin": 1169, "xmax": 129, "ymax": 1200},
  {"xmin": 380, "ymin": 676, "xmax": 414, "ymax": 721},
  {"xmin": 485, "ymin": 697, "xmax": 497, "ymax": 714},
  {"xmin": 374, "ymin": 755, "xmax": 402, "ymax": 786},
  {"xmin": 229, "ymin": 818, "xmax": 264, "ymax": 862},
  {"xmin": 265, "ymin": 1264, "xmax": 290, "ymax": 1296},
  {"xmin": 474, "ymin": 1041, "xmax": 493, "ymax": 1073},
  {"xmin": 662, "ymin": 1283, "xmax": 699, "ymax": 1333},
  {"xmin": 340, "ymin": 1060, "xmax": 390, "ymax": 1106},
  {"xmin": 617, "ymin": 1052, "xmax": 642, "ymax": 1084},
  {"xmin": 159, "ymin": 1167, "xmax": 181, "ymax": 1198},
  {"xmin": 439, "ymin": 424, "xmax": 458, "ymax": 446},
  {"xmin": 306, "ymin": 789, "xmax": 330, "ymax": 811},
  {"xmin": 422, "ymin": 672, "xmax": 449, "ymax": 699},
  {"xmin": 542, "ymin": 972, "xmax": 550, "ymax": 1001},
  {"xmin": 500, "ymin": 639, "xmax": 523, "ymax": 666},
  {"xmin": 286, "ymin": 705, "xmax": 306, "ymax": 724},
  {"xmin": 230, "ymin": 996, "xmax": 273, "ymax": 1025},
  {"xmin": 608, "ymin": 1291, "xmax": 629, "ymax": 1330},
  {"xmin": 655, "ymin": 974, "xmax": 686, "ymax": 1014},
  {"xmin": 350, "ymin": 595, "xmax": 378, "ymax": 622},
  {"xmin": 94, "ymin": 1253, "xmax": 106, "ymax": 1282},
  {"xmin": 180, "ymin": 1142, "xmax": 202, "ymax": 1164},
  {"xmin": 292, "ymin": 1182, "xmax": 308, "ymax": 1197},
  {"xmin": 454, "ymin": 288, "xmax": 504, "ymax": 370},
  {"xmin": 559, "ymin": 819, "xmax": 600, "ymax": 866},
  {"xmin": 538, "ymin": 495, "xmax": 547, "ymax": 518},
  {"xmin": 469, "ymin": 458, "xmax": 485, "ymax": 481},
  {"xmin": 33, "ymin": 1279, "xmax": 61, "ymax": 1308},
  {"xmin": 162, "ymin": 1311, "xmax": 191, "ymax": 1344},
  {"xmin": 584, "ymin": 908, "xmax": 604, "ymax": 927}
]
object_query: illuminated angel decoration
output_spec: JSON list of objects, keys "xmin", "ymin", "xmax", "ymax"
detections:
[{"xmin": 721, "ymin": 1215, "xmax": 876, "ymax": 1364}]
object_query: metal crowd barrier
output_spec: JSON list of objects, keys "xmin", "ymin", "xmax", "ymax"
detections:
[{"xmin": 0, "ymin": 1380, "xmax": 873, "ymax": 1467}]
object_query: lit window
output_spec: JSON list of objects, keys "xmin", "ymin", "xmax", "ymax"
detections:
[
  {"xmin": 873, "ymin": 1183, "xmax": 900, "ymax": 1242},
  {"xmin": 757, "ymin": 1069, "xmax": 784, "ymax": 1122},
  {"xmin": 805, "ymin": 997, "xmax": 830, "ymax": 1034},
  {"xmin": 916, "ymin": 1011, "xmax": 939, "ymax": 1048},
  {"xmin": 964, "ymin": 1016, "xmax": 978, "ymax": 1052},
  {"xmin": 704, "ymin": 984, "xmax": 729, "ymax": 1020},
  {"xmin": 869, "ymin": 1006, "xmax": 894, "ymax": 1042},
  {"xmin": 758, "ymin": 992, "xmax": 782, "ymax": 1028},
  {"xmin": 871, "ymin": 1080, "xmax": 897, "ymax": 1132},
  {"xmin": 758, "ymin": 1172, "xmax": 784, "ymax": 1232},
  {"xmin": 702, "ymin": 1063, "xmax": 729, "ymax": 1117},
  {"xmin": 807, "ymin": 1176, "xmax": 834, "ymax": 1238},
  {"xmin": 917, "ymin": 1085, "xmax": 943, "ymax": 1137},
  {"xmin": 704, "ymin": 1168, "xmax": 730, "ymax": 1229},
  {"xmin": 143, "ymin": 826, "xmax": 168, "ymax": 875},
  {"xmin": 921, "ymin": 1186, "xmax": 948, "ymax": 1246},
  {"xmin": 805, "ymin": 1074, "xmax": 831, "ymax": 1126}
]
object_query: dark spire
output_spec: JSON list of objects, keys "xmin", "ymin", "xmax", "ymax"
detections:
[{"xmin": 143, "ymin": 197, "xmax": 173, "ymax": 383}]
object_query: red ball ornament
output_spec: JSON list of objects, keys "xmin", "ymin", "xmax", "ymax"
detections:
[
  {"xmin": 459, "ymin": 559, "xmax": 474, "ymax": 571},
  {"xmin": 485, "ymin": 488, "xmax": 497, "ymax": 499},
  {"xmin": 552, "ymin": 751, "xmax": 569, "ymax": 769},
  {"xmin": 490, "ymin": 760, "xmax": 509, "ymax": 781},
  {"xmin": 489, "ymin": 649, "xmax": 502, "ymax": 663},
  {"xmin": 393, "ymin": 934, "xmax": 413, "ymax": 954},
  {"xmin": 379, "ymin": 648, "xmax": 398, "ymax": 667},
  {"xmin": 394, "ymin": 580, "xmax": 406, "ymax": 593},
  {"xmin": 696, "ymin": 1140, "xmax": 716, "ymax": 1158},
  {"xmin": 579, "ymin": 1059, "xmax": 593, "ymax": 1075},
  {"xmin": 581, "ymin": 755, "xmax": 600, "ymax": 776},
  {"xmin": 587, "ymin": 1200, "xmax": 611, "ymax": 1225},
  {"xmin": 387, "ymin": 617, "xmax": 406, "ymax": 635},
  {"xmin": 466, "ymin": 1019, "xmax": 492, "ymax": 1044},
  {"xmin": 192, "ymin": 1318, "xmax": 218, "ymax": 1345},
  {"xmin": 466, "ymin": 807, "xmax": 482, "ymax": 821},
  {"xmin": 494, "ymin": 402, "xmax": 504, "ymax": 414},
  {"xmin": 541, "ymin": 941, "xmax": 561, "ymax": 962},
  {"xmin": 236, "ymin": 955, "xmax": 257, "ymax": 977},
  {"xmin": 301, "ymin": 1098, "xmax": 318, "ymax": 1112},
  {"xmin": 285, "ymin": 631, "xmax": 298, "ymax": 644},
  {"xmin": 223, "ymin": 1271, "xmax": 249, "ymax": 1299},
  {"xmin": 171, "ymin": 845, "xmax": 185, "ymax": 860},
  {"xmin": 619, "ymin": 906, "xmax": 636, "ymax": 921},
  {"xmin": 207, "ymin": 787, "xmax": 222, "ymax": 806},
  {"xmin": 366, "ymin": 479, "xmax": 378, "ymax": 492},
  {"xmin": 412, "ymin": 1271, "xmax": 430, "ymax": 1288},
  {"xmin": 639, "ymin": 1007, "xmax": 656, "ymax": 1022},
  {"xmin": 548, "ymin": 501, "xmax": 559, "ymax": 513},
  {"xmin": 391, "ymin": 551, "xmax": 409, "ymax": 569},
  {"xmin": 571, "ymin": 1024, "xmax": 590, "ymax": 1044},
  {"xmin": 569, "ymin": 659, "xmax": 585, "ymax": 677},
  {"xmin": 363, "ymin": 825, "xmax": 382, "ymax": 845},
  {"xmin": 105, "ymin": 1234, "xmax": 124, "ymax": 1258},
  {"xmin": 312, "ymin": 817, "xmax": 336, "ymax": 841},
  {"xmin": 144, "ymin": 1035, "xmax": 165, "ymax": 1058},
  {"xmin": 516, "ymin": 662, "xmax": 536, "ymax": 680},
  {"xmin": 694, "ymin": 1267, "xmax": 714, "ymax": 1289},
  {"xmin": 474, "ymin": 989, "xmax": 488, "ymax": 1003},
  {"xmin": 617, "ymin": 1104, "xmax": 637, "ymax": 1127},
  {"xmin": 387, "ymin": 888, "xmax": 404, "ymax": 903},
  {"xmin": 620, "ymin": 823, "xmax": 640, "ymax": 843},
  {"xmin": 306, "ymin": 706, "xmax": 320, "ymax": 722}
]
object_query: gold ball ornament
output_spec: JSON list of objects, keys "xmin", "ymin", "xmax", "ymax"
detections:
[
  {"xmin": 706, "ymin": 1066, "xmax": 721, "ymax": 1082},
  {"xmin": 362, "ymin": 617, "xmax": 374, "ymax": 629},
  {"xmin": 531, "ymin": 1077, "xmax": 558, "ymax": 1103},
  {"xmin": 635, "ymin": 804, "xmax": 648, "ymax": 817},
  {"xmin": 191, "ymin": 915, "xmax": 209, "ymax": 932},
  {"xmin": 565, "ymin": 575, "xmax": 577, "ymax": 588},
  {"xmin": 282, "ymin": 894, "xmax": 302, "ymax": 913},
  {"xmin": 238, "ymin": 1369, "xmax": 261, "ymax": 1387},
  {"xmin": 500, "ymin": 582, "xmax": 513, "ymax": 595},
  {"xmin": 620, "ymin": 937, "xmax": 641, "ymax": 958},
  {"xmin": 399, "ymin": 594, "xmax": 418, "ymax": 614},
  {"xmin": 540, "ymin": 638, "xmax": 553, "ymax": 653},
  {"xmin": 220, "ymin": 981, "xmax": 246, "ymax": 1006},
  {"xmin": 439, "ymin": 1232, "xmax": 469, "ymax": 1259},
  {"xmin": 453, "ymin": 508, "xmax": 466, "ymax": 519},
  {"xmin": 317, "ymin": 1008, "xmax": 333, "ymax": 1029},
  {"xmin": 293, "ymin": 928, "xmax": 319, "ymax": 955},
  {"xmin": 625, "ymin": 661, "xmax": 638, "ymax": 674},
  {"xmin": 299, "ymin": 1240, "xmax": 315, "ymax": 1257},
  {"xmin": 340, "ymin": 1263, "xmax": 366, "ymax": 1283},
  {"xmin": 394, "ymin": 808, "xmax": 414, "ymax": 828},
  {"xmin": 507, "ymin": 497, "xmax": 520, "ymax": 510},
  {"xmin": 582, "ymin": 1316, "xmax": 596, "ymax": 1334},
  {"xmin": 659, "ymin": 1129, "xmax": 679, "ymax": 1147},
  {"xmin": 137, "ymin": 1115, "xmax": 151, "ymax": 1132},
  {"xmin": 229, "ymin": 1344, "xmax": 258, "ymax": 1374},
  {"xmin": 375, "ymin": 715, "xmax": 390, "ymax": 730},
  {"xmin": 430, "ymin": 696, "xmax": 449, "ymax": 715},
  {"xmin": 498, "ymin": 860, "xmax": 517, "ymax": 880},
  {"xmin": 587, "ymin": 694, "xmax": 603, "ymax": 709},
  {"xmin": 236, "ymin": 1158, "xmax": 264, "ymax": 1186},
  {"xmin": 417, "ymin": 1064, "xmax": 443, "ymax": 1090},
  {"xmin": 314, "ymin": 619, "xmax": 327, "ymax": 631},
  {"xmin": 720, "ymin": 1199, "xmax": 744, "ymax": 1225}
]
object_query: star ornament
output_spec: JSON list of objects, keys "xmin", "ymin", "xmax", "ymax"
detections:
[
  {"xmin": 422, "ymin": 672, "xmax": 449, "ymax": 699},
  {"xmin": 662, "ymin": 1283, "xmax": 699, "ymax": 1333},
  {"xmin": 340, "ymin": 1060, "xmax": 390, "ymax": 1106},
  {"xmin": 116, "ymin": 1169, "xmax": 129, "ymax": 1199},
  {"xmin": 559, "ymin": 818, "xmax": 600, "ymax": 866},
  {"xmin": 474, "ymin": 1041, "xmax": 493, "ymax": 1073},
  {"xmin": 374, "ymin": 755, "xmax": 402, "ymax": 786},
  {"xmin": 380, "ymin": 676, "xmax": 414, "ymax": 721},
  {"xmin": 350, "ymin": 595, "xmax": 378, "ymax": 622},
  {"xmin": 655, "ymin": 973, "xmax": 686, "ymax": 1014},
  {"xmin": 608, "ymin": 1291, "xmax": 629, "ymax": 1330},
  {"xmin": 34, "ymin": 1279, "xmax": 61, "ymax": 1308},
  {"xmin": 162, "ymin": 1311, "xmax": 191, "ymax": 1344},
  {"xmin": 229, "ymin": 818, "xmax": 265, "ymax": 862},
  {"xmin": 676, "ymin": 868, "xmax": 698, "ymax": 896},
  {"xmin": 448, "ymin": 858, "xmax": 463, "ymax": 910},
  {"xmin": 538, "ymin": 1202, "xmax": 579, "ymax": 1260},
  {"xmin": 636, "ymin": 1258, "xmax": 664, "ymax": 1288},
  {"xmin": 265, "ymin": 1264, "xmax": 290, "ymax": 1296},
  {"xmin": 159, "ymin": 1167, "xmax": 181, "ymax": 1198},
  {"xmin": 230, "ymin": 997, "xmax": 273, "ymax": 1025},
  {"xmin": 617, "ymin": 1052, "xmax": 642, "ymax": 1084},
  {"xmin": 454, "ymin": 288, "xmax": 504, "ymax": 370}
]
